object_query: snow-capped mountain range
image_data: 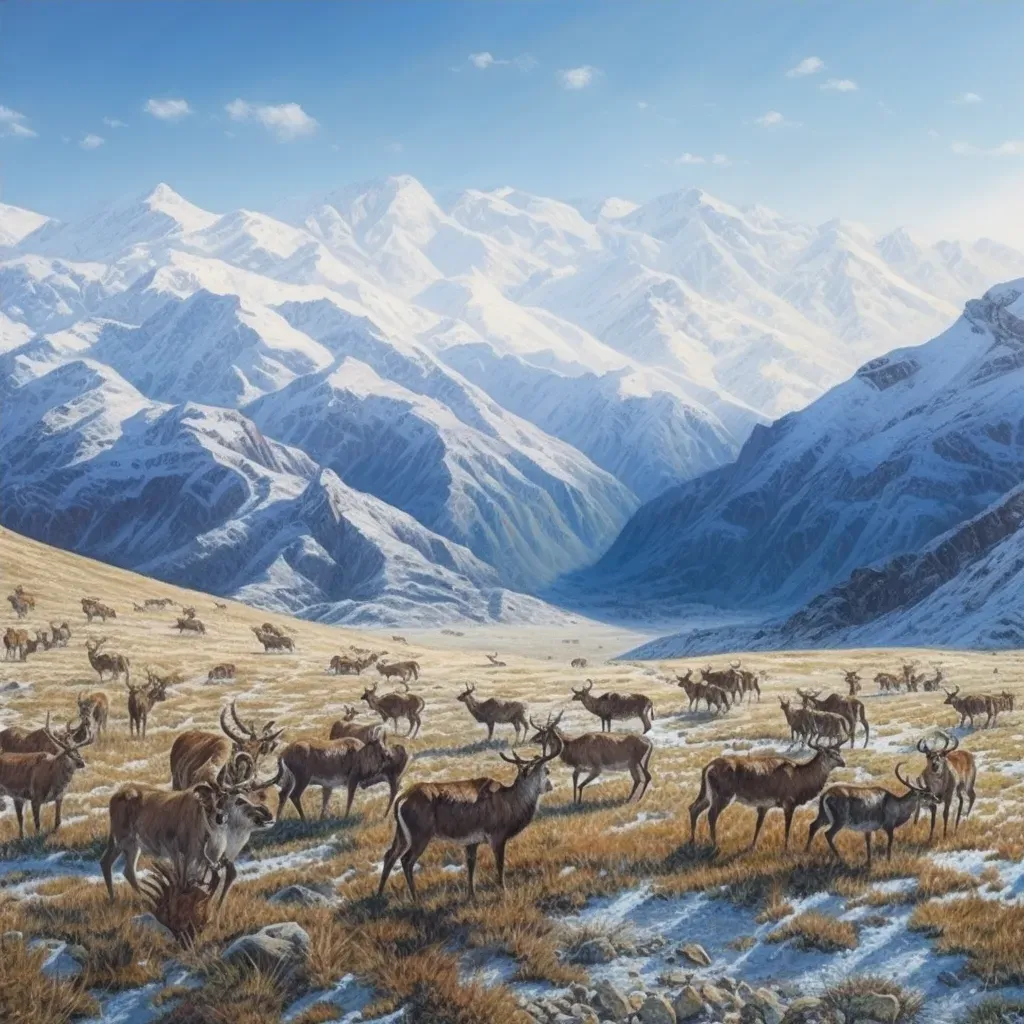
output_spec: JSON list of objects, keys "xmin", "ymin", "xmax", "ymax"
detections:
[{"xmin": 2, "ymin": 176, "xmax": 1023, "ymax": 627}]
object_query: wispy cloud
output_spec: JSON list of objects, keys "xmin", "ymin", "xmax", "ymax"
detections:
[
  {"xmin": 79, "ymin": 133, "xmax": 104, "ymax": 150},
  {"xmin": 675, "ymin": 152, "xmax": 705, "ymax": 165},
  {"xmin": 785, "ymin": 56, "xmax": 825, "ymax": 78},
  {"xmin": 754, "ymin": 110, "xmax": 797, "ymax": 128},
  {"xmin": 669, "ymin": 151, "xmax": 732, "ymax": 167},
  {"xmin": 469, "ymin": 51, "xmax": 536, "ymax": 72},
  {"xmin": 927, "ymin": 128, "xmax": 940, "ymax": 139},
  {"xmin": 636, "ymin": 100, "xmax": 649, "ymax": 110},
  {"xmin": 102, "ymin": 116, "xmax": 128, "ymax": 129},
  {"xmin": 0, "ymin": 105, "xmax": 37, "ymax": 138},
  {"xmin": 144, "ymin": 98, "xmax": 192, "ymax": 121},
  {"xmin": 951, "ymin": 139, "xmax": 1023, "ymax": 157},
  {"xmin": 821, "ymin": 78, "xmax": 858, "ymax": 92},
  {"xmin": 225, "ymin": 99, "xmax": 318, "ymax": 141},
  {"xmin": 712, "ymin": 153, "xmax": 732, "ymax": 166},
  {"xmin": 954, "ymin": 92, "xmax": 982, "ymax": 105},
  {"xmin": 559, "ymin": 66, "xmax": 600, "ymax": 90}
]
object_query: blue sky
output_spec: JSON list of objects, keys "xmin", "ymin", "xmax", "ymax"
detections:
[{"xmin": 3, "ymin": 1, "xmax": 1024, "ymax": 241}]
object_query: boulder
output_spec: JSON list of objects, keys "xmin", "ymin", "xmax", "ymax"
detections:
[
  {"xmin": 678, "ymin": 943, "xmax": 712, "ymax": 967},
  {"xmin": 781, "ymin": 997, "xmax": 823, "ymax": 1024},
  {"xmin": 268, "ymin": 884, "xmax": 334, "ymax": 907},
  {"xmin": 673, "ymin": 986, "xmax": 704, "ymax": 1021},
  {"xmin": 573, "ymin": 936, "xmax": 619, "ymax": 964},
  {"xmin": 638, "ymin": 994, "xmax": 677, "ymax": 1024},
  {"xmin": 846, "ymin": 993, "xmax": 900, "ymax": 1023},
  {"xmin": 592, "ymin": 979, "xmax": 633, "ymax": 1021},
  {"xmin": 28, "ymin": 939, "xmax": 83, "ymax": 979},
  {"xmin": 222, "ymin": 921, "xmax": 310, "ymax": 976},
  {"xmin": 745, "ymin": 988, "xmax": 786, "ymax": 1024},
  {"xmin": 132, "ymin": 912, "xmax": 176, "ymax": 942},
  {"xmin": 937, "ymin": 971, "xmax": 961, "ymax": 988}
]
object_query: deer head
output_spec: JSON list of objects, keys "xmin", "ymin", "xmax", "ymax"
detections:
[
  {"xmin": 942, "ymin": 686, "xmax": 960, "ymax": 703},
  {"xmin": 571, "ymin": 680, "xmax": 595, "ymax": 701},
  {"xmin": 808, "ymin": 736, "xmax": 846, "ymax": 769},
  {"xmin": 456, "ymin": 683, "xmax": 476, "ymax": 704},
  {"xmin": 917, "ymin": 731, "xmax": 958, "ymax": 775},
  {"xmin": 362, "ymin": 682, "xmax": 379, "ymax": 702},
  {"xmin": 499, "ymin": 732, "xmax": 564, "ymax": 791},
  {"xmin": 676, "ymin": 669, "xmax": 693, "ymax": 686},
  {"xmin": 894, "ymin": 761, "xmax": 938, "ymax": 803}
]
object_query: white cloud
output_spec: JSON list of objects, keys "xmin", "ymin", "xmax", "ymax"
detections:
[
  {"xmin": 0, "ymin": 105, "xmax": 37, "ymax": 138},
  {"xmin": 955, "ymin": 92, "xmax": 982, "ymax": 105},
  {"xmin": 144, "ymin": 98, "xmax": 192, "ymax": 121},
  {"xmin": 102, "ymin": 117, "xmax": 128, "ymax": 129},
  {"xmin": 559, "ymin": 65, "xmax": 599, "ymax": 90},
  {"xmin": 79, "ymin": 133, "xmax": 104, "ymax": 150},
  {"xmin": 470, "ymin": 51, "xmax": 496, "ymax": 69},
  {"xmin": 636, "ymin": 100, "xmax": 649, "ymax": 110},
  {"xmin": 785, "ymin": 56, "xmax": 825, "ymax": 78},
  {"xmin": 755, "ymin": 110, "xmax": 796, "ymax": 128},
  {"xmin": 469, "ymin": 51, "xmax": 536, "ymax": 72},
  {"xmin": 711, "ymin": 153, "xmax": 732, "ymax": 166},
  {"xmin": 675, "ymin": 152, "xmax": 705, "ymax": 165},
  {"xmin": 951, "ymin": 139, "xmax": 1023, "ymax": 157},
  {"xmin": 225, "ymin": 99, "xmax": 318, "ymax": 141},
  {"xmin": 821, "ymin": 78, "xmax": 858, "ymax": 92}
]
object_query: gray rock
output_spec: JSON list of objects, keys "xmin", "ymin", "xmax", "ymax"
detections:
[
  {"xmin": 937, "ymin": 970, "xmax": 961, "ymax": 988},
  {"xmin": 592, "ymin": 979, "xmax": 633, "ymax": 1021},
  {"xmin": 702, "ymin": 985, "xmax": 730, "ymax": 1009},
  {"xmin": 1, "ymin": 930, "xmax": 24, "ymax": 944},
  {"xmin": 638, "ymin": 994, "xmax": 677, "ymax": 1024},
  {"xmin": 131, "ymin": 913, "xmax": 175, "ymax": 942},
  {"xmin": 222, "ymin": 921, "xmax": 310, "ymax": 976},
  {"xmin": 659, "ymin": 969, "xmax": 693, "ymax": 987},
  {"xmin": 268, "ymin": 883, "xmax": 334, "ymax": 907},
  {"xmin": 678, "ymin": 943, "xmax": 712, "ymax": 967},
  {"xmin": 673, "ymin": 987, "xmax": 704, "ymax": 1021},
  {"xmin": 573, "ymin": 936, "xmax": 619, "ymax": 965},
  {"xmin": 746, "ymin": 988, "xmax": 786, "ymax": 1024},
  {"xmin": 846, "ymin": 993, "xmax": 900, "ymax": 1023},
  {"xmin": 570, "ymin": 1004, "xmax": 599, "ymax": 1024},
  {"xmin": 29, "ymin": 939, "xmax": 83, "ymax": 979},
  {"xmin": 781, "ymin": 997, "xmax": 823, "ymax": 1024}
]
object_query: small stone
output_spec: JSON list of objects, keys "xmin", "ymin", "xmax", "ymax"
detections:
[
  {"xmin": 570, "ymin": 983, "xmax": 590, "ymax": 1003},
  {"xmin": 1, "ymin": 930, "xmax": 24, "ymax": 944},
  {"xmin": 659, "ymin": 969, "xmax": 692, "ymax": 987},
  {"xmin": 570, "ymin": 1004, "xmax": 599, "ymax": 1024},
  {"xmin": 846, "ymin": 993, "xmax": 900, "ymax": 1023},
  {"xmin": 748, "ymin": 988, "xmax": 786, "ymax": 1024},
  {"xmin": 131, "ymin": 913, "xmax": 175, "ymax": 941},
  {"xmin": 673, "ymin": 986, "xmax": 704, "ymax": 1021},
  {"xmin": 222, "ymin": 921, "xmax": 310, "ymax": 977},
  {"xmin": 268, "ymin": 883, "xmax": 333, "ymax": 907},
  {"xmin": 737, "ymin": 983, "xmax": 754, "ymax": 1001},
  {"xmin": 638, "ymin": 994, "xmax": 677, "ymax": 1024},
  {"xmin": 938, "ymin": 970, "xmax": 961, "ymax": 988},
  {"xmin": 781, "ymin": 997, "xmax": 822, "ymax": 1024},
  {"xmin": 678, "ymin": 942, "xmax": 712, "ymax": 967},
  {"xmin": 592, "ymin": 979, "xmax": 633, "ymax": 1021},
  {"xmin": 573, "ymin": 936, "xmax": 619, "ymax": 965},
  {"xmin": 702, "ymin": 985, "xmax": 729, "ymax": 1009},
  {"xmin": 629, "ymin": 992, "xmax": 648, "ymax": 1011}
]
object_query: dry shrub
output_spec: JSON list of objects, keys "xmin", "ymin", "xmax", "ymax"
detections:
[
  {"xmin": 0, "ymin": 935, "xmax": 98, "ymax": 1024},
  {"xmin": 821, "ymin": 974, "xmax": 923, "ymax": 1022},
  {"xmin": 959, "ymin": 998, "xmax": 1024, "ymax": 1023},
  {"xmin": 767, "ymin": 911, "xmax": 858, "ymax": 953},
  {"xmin": 755, "ymin": 884, "xmax": 793, "ymax": 924}
]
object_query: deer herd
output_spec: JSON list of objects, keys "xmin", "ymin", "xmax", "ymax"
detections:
[{"xmin": 0, "ymin": 582, "xmax": 1014, "ymax": 909}]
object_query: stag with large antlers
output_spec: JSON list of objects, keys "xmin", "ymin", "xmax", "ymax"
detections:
[
  {"xmin": 1, "ymin": 713, "xmax": 70, "ymax": 755},
  {"xmin": 797, "ymin": 688, "xmax": 869, "ymax": 749},
  {"xmin": 378, "ymin": 735, "xmax": 563, "ymax": 902},
  {"xmin": 0, "ymin": 722, "xmax": 93, "ymax": 837},
  {"xmin": 571, "ymin": 679, "xmax": 654, "ymax": 733},
  {"xmin": 457, "ymin": 684, "xmax": 529, "ymax": 745},
  {"xmin": 170, "ymin": 701, "xmax": 283, "ymax": 790},
  {"xmin": 943, "ymin": 686, "xmax": 991, "ymax": 729},
  {"xmin": 127, "ymin": 675, "xmax": 169, "ymax": 739},
  {"xmin": 806, "ymin": 763, "xmax": 939, "ymax": 868},
  {"xmin": 914, "ymin": 732, "xmax": 978, "ymax": 840},
  {"xmin": 689, "ymin": 738, "xmax": 846, "ymax": 849},
  {"xmin": 530, "ymin": 712, "xmax": 653, "ymax": 804},
  {"xmin": 362, "ymin": 681, "xmax": 424, "ymax": 738},
  {"xmin": 85, "ymin": 637, "xmax": 130, "ymax": 684}
]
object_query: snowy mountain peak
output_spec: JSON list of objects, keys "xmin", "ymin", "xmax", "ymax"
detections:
[{"xmin": 0, "ymin": 201, "xmax": 52, "ymax": 248}]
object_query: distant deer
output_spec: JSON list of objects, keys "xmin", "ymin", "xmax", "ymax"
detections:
[
  {"xmin": 875, "ymin": 669, "xmax": 902, "ymax": 694},
  {"xmin": 377, "ymin": 659, "xmax": 419, "ymax": 683},
  {"xmin": 82, "ymin": 597, "xmax": 116, "ymax": 622},
  {"xmin": 377, "ymin": 736, "xmax": 563, "ymax": 901},
  {"xmin": 796, "ymin": 688, "xmax": 870, "ymax": 748},
  {"xmin": 486, "ymin": 653, "xmax": 507, "ymax": 668},
  {"xmin": 571, "ymin": 680, "xmax": 654, "ymax": 733},
  {"xmin": 78, "ymin": 691, "xmax": 109, "ymax": 736},
  {"xmin": 362, "ymin": 681, "xmax": 424, "ymax": 738},
  {"xmin": 943, "ymin": 686, "xmax": 991, "ymax": 729},
  {"xmin": 701, "ymin": 664, "xmax": 743, "ymax": 705},
  {"xmin": 330, "ymin": 706, "xmax": 385, "ymax": 745},
  {"xmin": 175, "ymin": 616, "xmax": 206, "ymax": 635},
  {"xmin": 570, "ymin": 657, "xmax": 588, "ymax": 669},
  {"xmin": 921, "ymin": 667, "xmax": 944, "ymax": 692},
  {"xmin": 86, "ymin": 638, "xmax": 130, "ymax": 684},
  {"xmin": 915, "ymin": 731, "xmax": 977, "ymax": 840},
  {"xmin": 252, "ymin": 626, "xmax": 294, "ymax": 652},
  {"xmin": 127, "ymin": 676, "xmax": 170, "ymax": 739},
  {"xmin": 207, "ymin": 663, "xmax": 236, "ymax": 682},
  {"xmin": 457, "ymin": 684, "xmax": 529, "ymax": 745},
  {"xmin": 7, "ymin": 593, "xmax": 30, "ymax": 619},
  {"xmin": 842, "ymin": 670, "xmax": 862, "ymax": 696}
]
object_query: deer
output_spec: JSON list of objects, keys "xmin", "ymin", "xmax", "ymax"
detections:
[
  {"xmin": 362, "ymin": 681, "xmax": 424, "ymax": 737},
  {"xmin": 377, "ymin": 734, "xmax": 563, "ymax": 902},
  {"xmin": 914, "ymin": 731, "xmax": 978, "ymax": 840},
  {"xmin": 82, "ymin": 597, "xmax": 116, "ymax": 622},
  {"xmin": 571, "ymin": 680, "xmax": 654, "ymax": 733},
  {"xmin": 1, "ymin": 713, "xmax": 66, "ymax": 755},
  {"xmin": 943, "ymin": 686, "xmax": 992, "ymax": 729},
  {"xmin": 170, "ymin": 701, "xmax": 284, "ymax": 790},
  {"xmin": 207, "ymin": 663, "xmax": 236, "ymax": 682},
  {"xmin": 126, "ymin": 675, "xmax": 169, "ymax": 739},
  {"xmin": 688, "ymin": 738, "xmax": 846, "ymax": 850},
  {"xmin": 530, "ymin": 712, "xmax": 653, "ymax": 804},
  {"xmin": 329, "ymin": 706, "xmax": 385, "ymax": 744},
  {"xmin": 875, "ymin": 669, "xmax": 902, "ymax": 694},
  {"xmin": 7, "ymin": 593, "xmax": 30, "ymax": 619},
  {"xmin": 377, "ymin": 659, "xmax": 420, "ymax": 683},
  {"xmin": 806, "ymin": 763, "xmax": 940, "ymax": 869},
  {"xmin": 457, "ymin": 684, "xmax": 529, "ymax": 745},
  {"xmin": 736, "ymin": 666, "xmax": 764, "ymax": 703},
  {"xmin": 49, "ymin": 622, "xmax": 71, "ymax": 647},
  {"xmin": 842, "ymin": 670, "xmax": 862, "ymax": 696},
  {"xmin": 796, "ymin": 688, "xmax": 870, "ymax": 748},
  {"xmin": 486, "ymin": 653, "xmax": 507, "ymax": 668},
  {"xmin": 0, "ymin": 724, "xmax": 93, "ymax": 837},
  {"xmin": 808, "ymin": 709, "xmax": 853, "ymax": 747},
  {"xmin": 214, "ymin": 601, "xmax": 228, "ymax": 610},
  {"xmin": 85, "ymin": 637, "xmax": 130, "ymax": 684},
  {"xmin": 391, "ymin": 635, "xmax": 408, "ymax": 644},
  {"xmin": 77, "ymin": 691, "xmax": 109, "ymax": 736},
  {"xmin": 252, "ymin": 626, "xmax": 294, "ymax": 652},
  {"xmin": 3, "ymin": 627, "xmax": 29, "ymax": 661},
  {"xmin": 175, "ymin": 616, "xmax": 206, "ymax": 635},
  {"xmin": 902, "ymin": 661, "xmax": 925, "ymax": 693},
  {"xmin": 701, "ymin": 664, "xmax": 743, "ymax": 705},
  {"xmin": 988, "ymin": 690, "xmax": 1014, "ymax": 726},
  {"xmin": 921, "ymin": 667, "xmax": 944, "ymax": 692},
  {"xmin": 570, "ymin": 657, "xmax": 588, "ymax": 669},
  {"xmin": 779, "ymin": 697, "xmax": 816, "ymax": 747},
  {"xmin": 329, "ymin": 653, "xmax": 377, "ymax": 675}
]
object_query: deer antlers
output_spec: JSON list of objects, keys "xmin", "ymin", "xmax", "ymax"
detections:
[
  {"xmin": 894, "ymin": 761, "xmax": 929, "ymax": 793},
  {"xmin": 500, "ymin": 730, "xmax": 563, "ymax": 768},
  {"xmin": 917, "ymin": 730, "xmax": 959, "ymax": 755}
]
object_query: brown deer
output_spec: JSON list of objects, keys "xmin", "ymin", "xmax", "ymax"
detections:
[
  {"xmin": 207, "ymin": 663, "xmax": 236, "ymax": 682},
  {"xmin": 701, "ymin": 664, "xmax": 743, "ymax": 705},
  {"xmin": 377, "ymin": 659, "xmax": 420, "ymax": 683},
  {"xmin": 82, "ymin": 597, "xmax": 116, "ymax": 622},
  {"xmin": 778, "ymin": 697, "xmax": 816, "ymax": 746},
  {"xmin": 688, "ymin": 738, "xmax": 846, "ymax": 849},
  {"xmin": 0, "ymin": 724, "xmax": 93, "ymax": 837},
  {"xmin": 85, "ymin": 637, "xmax": 130, "ymax": 684},
  {"xmin": 170, "ymin": 701, "xmax": 283, "ymax": 790},
  {"xmin": 362, "ymin": 681, "xmax": 424, "ymax": 738},
  {"xmin": 329, "ymin": 706, "xmax": 385, "ymax": 744},
  {"xmin": 127, "ymin": 675, "xmax": 170, "ymax": 739},
  {"xmin": 7, "ymin": 593, "xmax": 31, "ymax": 619},
  {"xmin": 457, "ymin": 684, "xmax": 529, "ymax": 745},
  {"xmin": 943, "ymin": 686, "xmax": 991, "ymax": 729},
  {"xmin": 875, "ymin": 669, "xmax": 902, "ymax": 694},
  {"xmin": 796, "ymin": 688, "xmax": 870, "ymax": 748},
  {"xmin": 0, "ymin": 713, "xmax": 65, "ymax": 755},
  {"xmin": 276, "ymin": 735, "xmax": 379, "ymax": 820},
  {"xmin": 78, "ymin": 691, "xmax": 109, "ymax": 736},
  {"xmin": 3, "ymin": 627, "xmax": 29, "ymax": 661},
  {"xmin": 175, "ymin": 616, "xmax": 206, "ymax": 635},
  {"xmin": 570, "ymin": 657, "xmax": 588, "ymax": 669},
  {"xmin": 806, "ymin": 763, "xmax": 940, "ymax": 868},
  {"xmin": 842, "ymin": 670, "xmax": 862, "ymax": 696},
  {"xmin": 921, "ymin": 667, "xmax": 944, "ymax": 692},
  {"xmin": 329, "ymin": 652, "xmax": 377, "ymax": 675},
  {"xmin": 377, "ymin": 735, "xmax": 563, "ymax": 901},
  {"xmin": 902, "ymin": 661, "xmax": 924, "ymax": 693},
  {"xmin": 252, "ymin": 626, "xmax": 294, "ymax": 652},
  {"xmin": 807, "ymin": 709, "xmax": 853, "ymax": 747},
  {"xmin": 486, "ymin": 653, "xmax": 507, "ymax": 667},
  {"xmin": 530, "ymin": 712, "xmax": 653, "ymax": 804},
  {"xmin": 49, "ymin": 621, "xmax": 72, "ymax": 647},
  {"xmin": 914, "ymin": 731, "xmax": 978, "ymax": 840},
  {"xmin": 988, "ymin": 690, "xmax": 1014, "ymax": 725},
  {"xmin": 571, "ymin": 680, "xmax": 654, "ymax": 733}
]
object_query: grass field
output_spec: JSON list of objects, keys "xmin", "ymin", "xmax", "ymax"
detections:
[{"xmin": 2, "ymin": 525, "xmax": 1024, "ymax": 1024}]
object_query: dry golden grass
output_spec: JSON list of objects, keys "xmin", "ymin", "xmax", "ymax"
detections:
[
  {"xmin": 0, "ymin": 934, "xmax": 99, "ymax": 1024},
  {"xmin": 3, "ymin": 526, "xmax": 1024, "ymax": 1019},
  {"xmin": 766, "ymin": 910, "xmax": 859, "ymax": 952}
]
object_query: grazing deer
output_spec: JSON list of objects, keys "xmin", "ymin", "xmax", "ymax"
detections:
[
  {"xmin": 943, "ymin": 686, "xmax": 991, "ymax": 729},
  {"xmin": 377, "ymin": 659, "xmax": 420, "ymax": 683},
  {"xmin": 127, "ymin": 676, "xmax": 169, "ymax": 739},
  {"xmin": 457, "ymin": 684, "xmax": 529, "ymax": 745},
  {"xmin": 842, "ymin": 670, "xmax": 862, "ymax": 696},
  {"xmin": 571, "ymin": 680, "xmax": 654, "ymax": 733},
  {"xmin": 689, "ymin": 738, "xmax": 846, "ymax": 849},
  {"xmin": 0, "ymin": 724, "xmax": 93, "ymax": 837},
  {"xmin": 207, "ymin": 663, "xmax": 236, "ymax": 682},
  {"xmin": 914, "ymin": 732, "xmax": 978, "ymax": 840},
  {"xmin": 807, "ymin": 709, "xmax": 853, "ymax": 747},
  {"xmin": 921, "ymin": 667, "xmax": 944, "ymax": 692},
  {"xmin": 806, "ymin": 763, "xmax": 939, "ymax": 868},
  {"xmin": 796, "ymin": 688, "xmax": 870, "ymax": 748},
  {"xmin": 329, "ymin": 652, "xmax": 377, "ymax": 675},
  {"xmin": 362, "ymin": 681, "xmax": 424, "ymax": 738},
  {"xmin": 170, "ymin": 701, "xmax": 283, "ymax": 790},
  {"xmin": 78, "ymin": 691, "xmax": 109, "ymax": 736},
  {"xmin": 330, "ymin": 706, "xmax": 385, "ymax": 744},
  {"xmin": 377, "ymin": 735, "xmax": 563, "ymax": 902},
  {"xmin": 701, "ymin": 664, "xmax": 743, "ymax": 705},
  {"xmin": 530, "ymin": 712, "xmax": 653, "ymax": 804},
  {"xmin": 3, "ymin": 627, "xmax": 29, "ymax": 661},
  {"xmin": 486, "ymin": 653, "xmax": 507, "ymax": 668},
  {"xmin": 49, "ymin": 622, "xmax": 71, "ymax": 647},
  {"xmin": 252, "ymin": 626, "xmax": 294, "ymax": 652},
  {"xmin": 175, "ymin": 616, "xmax": 206, "ymax": 635},
  {"xmin": 86, "ymin": 638, "xmax": 130, "ymax": 684},
  {"xmin": 82, "ymin": 597, "xmax": 116, "ymax": 622},
  {"xmin": 143, "ymin": 598, "xmax": 175, "ymax": 609},
  {"xmin": 875, "ymin": 669, "xmax": 902, "ymax": 694},
  {"xmin": 779, "ymin": 697, "xmax": 816, "ymax": 747},
  {"xmin": 988, "ymin": 690, "xmax": 1014, "ymax": 725},
  {"xmin": 570, "ymin": 657, "xmax": 588, "ymax": 669}
]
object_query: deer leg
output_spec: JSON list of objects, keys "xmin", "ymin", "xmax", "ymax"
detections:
[
  {"xmin": 100, "ymin": 835, "xmax": 119, "ymax": 900},
  {"xmin": 491, "ymin": 837, "xmax": 508, "ymax": 890},
  {"xmin": 290, "ymin": 783, "xmax": 307, "ymax": 821},
  {"xmin": 805, "ymin": 805, "xmax": 828, "ymax": 852},
  {"xmin": 782, "ymin": 804, "xmax": 797, "ymax": 849},
  {"xmin": 749, "ymin": 807, "xmax": 768, "ymax": 849},
  {"xmin": 13, "ymin": 799, "xmax": 24, "ymax": 840},
  {"xmin": 344, "ymin": 779, "xmax": 358, "ymax": 819},
  {"xmin": 30, "ymin": 799, "xmax": 41, "ymax": 834},
  {"xmin": 688, "ymin": 793, "xmax": 711, "ymax": 843},
  {"xmin": 885, "ymin": 829, "xmax": 894, "ymax": 862},
  {"xmin": 577, "ymin": 768, "xmax": 600, "ymax": 802},
  {"xmin": 276, "ymin": 775, "xmax": 293, "ymax": 821},
  {"xmin": 378, "ymin": 827, "xmax": 408, "ymax": 898},
  {"xmin": 123, "ymin": 843, "xmax": 142, "ymax": 891},
  {"xmin": 824, "ymin": 823, "xmax": 844, "ymax": 864},
  {"xmin": 572, "ymin": 768, "xmax": 581, "ymax": 804},
  {"xmin": 486, "ymin": 722, "xmax": 494, "ymax": 740},
  {"xmin": 942, "ymin": 799, "xmax": 951, "ymax": 838},
  {"xmin": 465, "ymin": 843, "xmax": 479, "ymax": 900},
  {"xmin": 928, "ymin": 803, "xmax": 938, "ymax": 842},
  {"xmin": 218, "ymin": 860, "xmax": 238, "ymax": 909},
  {"xmin": 319, "ymin": 786, "xmax": 333, "ymax": 821},
  {"xmin": 965, "ymin": 784, "xmax": 977, "ymax": 821},
  {"xmin": 400, "ymin": 835, "xmax": 430, "ymax": 902},
  {"xmin": 642, "ymin": 713, "xmax": 651, "ymax": 734},
  {"xmin": 707, "ymin": 798, "xmax": 730, "ymax": 847},
  {"xmin": 955, "ymin": 790, "xmax": 965, "ymax": 831},
  {"xmin": 53, "ymin": 797, "xmax": 62, "ymax": 831}
]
